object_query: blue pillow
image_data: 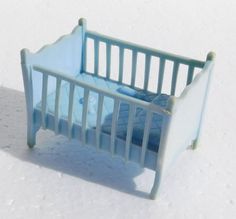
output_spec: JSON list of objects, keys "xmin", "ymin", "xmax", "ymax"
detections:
[
  {"xmin": 117, "ymin": 86, "xmax": 157, "ymax": 102},
  {"xmin": 117, "ymin": 86, "xmax": 137, "ymax": 97}
]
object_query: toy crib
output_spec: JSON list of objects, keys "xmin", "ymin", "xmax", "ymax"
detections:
[{"xmin": 21, "ymin": 18, "xmax": 215, "ymax": 199}]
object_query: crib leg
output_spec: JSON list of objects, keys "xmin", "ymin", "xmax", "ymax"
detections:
[
  {"xmin": 149, "ymin": 172, "xmax": 160, "ymax": 200},
  {"xmin": 27, "ymin": 126, "xmax": 36, "ymax": 148},
  {"xmin": 191, "ymin": 139, "xmax": 198, "ymax": 150}
]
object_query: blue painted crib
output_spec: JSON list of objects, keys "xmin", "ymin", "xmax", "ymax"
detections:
[{"xmin": 21, "ymin": 18, "xmax": 215, "ymax": 199}]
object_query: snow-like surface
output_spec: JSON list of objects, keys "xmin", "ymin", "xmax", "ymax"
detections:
[{"xmin": 0, "ymin": 85, "xmax": 235, "ymax": 219}]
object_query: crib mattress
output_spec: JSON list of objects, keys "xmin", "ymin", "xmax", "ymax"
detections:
[{"xmin": 37, "ymin": 72, "xmax": 169, "ymax": 152}]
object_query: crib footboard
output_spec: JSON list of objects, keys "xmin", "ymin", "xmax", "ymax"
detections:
[{"xmin": 150, "ymin": 53, "xmax": 215, "ymax": 199}]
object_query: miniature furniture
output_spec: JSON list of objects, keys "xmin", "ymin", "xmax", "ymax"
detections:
[{"xmin": 21, "ymin": 18, "xmax": 215, "ymax": 199}]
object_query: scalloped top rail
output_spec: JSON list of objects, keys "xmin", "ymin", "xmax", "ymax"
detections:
[{"xmin": 86, "ymin": 31, "xmax": 205, "ymax": 68}]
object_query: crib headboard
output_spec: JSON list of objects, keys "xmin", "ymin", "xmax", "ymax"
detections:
[
  {"xmin": 21, "ymin": 22, "xmax": 84, "ymax": 107},
  {"xmin": 21, "ymin": 25, "xmax": 83, "ymax": 73},
  {"xmin": 156, "ymin": 52, "xmax": 215, "ymax": 181}
]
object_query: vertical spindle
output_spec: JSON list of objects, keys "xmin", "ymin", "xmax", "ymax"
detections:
[
  {"xmin": 106, "ymin": 44, "xmax": 111, "ymax": 79},
  {"xmin": 96, "ymin": 94, "xmax": 104, "ymax": 150},
  {"xmin": 41, "ymin": 74, "xmax": 48, "ymax": 129},
  {"xmin": 157, "ymin": 58, "xmax": 166, "ymax": 94},
  {"xmin": 171, "ymin": 61, "xmax": 180, "ymax": 95},
  {"xmin": 118, "ymin": 47, "xmax": 124, "ymax": 83},
  {"xmin": 68, "ymin": 83, "xmax": 75, "ymax": 139},
  {"xmin": 82, "ymin": 37, "xmax": 87, "ymax": 72},
  {"xmin": 140, "ymin": 111, "xmax": 152, "ymax": 166},
  {"xmin": 131, "ymin": 51, "xmax": 137, "ymax": 87},
  {"xmin": 144, "ymin": 54, "xmax": 151, "ymax": 91},
  {"xmin": 125, "ymin": 104, "xmax": 135, "ymax": 161},
  {"xmin": 54, "ymin": 78, "xmax": 61, "ymax": 134},
  {"xmin": 110, "ymin": 99, "xmax": 120, "ymax": 155},
  {"xmin": 82, "ymin": 88, "xmax": 89, "ymax": 145},
  {"xmin": 186, "ymin": 65, "xmax": 194, "ymax": 85},
  {"xmin": 94, "ymin": 39, "xmax": 99, "ymax": 75}
]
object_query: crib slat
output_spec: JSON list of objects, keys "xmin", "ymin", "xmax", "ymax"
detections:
[
  {"xmin": 94, "ymin": 39, "xmax": 99, "ymax": 75},
  {"xmin": 131, "ymin": 51, "xmax": 138, "ymax": 87},
  {"xmin": 171, "ymin": 61, "xmax": 180, "ymax": 95},
  {"xmin": 140, "ymin": 111, "xmax": 152, "ymax": 166},
  {"xmin": 125, "ymin": 104, "xmax": 135, "ymax": 161},
  {"xmin": 68, "ymin": 83, "xmax": 75, "ymax": 139},
  {"xmin": 86, "ymin": 31, "xmax": 205, "ymax": 68},
  {"xmin": 144, "ymin": 54, "xmax": 151, "ymax": 91},
  {"xmin": 110, "ymin": 99, "xmax": 120, "ymax": 156},
  {"xmin": 118, "ymin": 47, "xmax": 124, "ymax": 83},
  {"xmin": 82, "ymin": 36, "xmax": 87, "ymax": 72},
  {"xmin": 82, "ymin": 88, "xmax": 89, "ymax": 145},
  {"xmin": 186, "ymin": 65, "xmax": 194, "ymax": 85},
  {"xmin": 54, "ymin": 78, "xmax": 61, "ymax": 134},
  {"xmin": 41, "ymin": 74, "xmax": 48, "ymax": 129},
  {"xmin": 106, "ymin": 44, "xmax": 111, "ymax": 79},
  {"xmin": 157, "ymin": 58, "xmax": 166, "ymax": 94},
  {"xmin": 96, "ymin": 94, "xmax": 104, "ymax": 150}
]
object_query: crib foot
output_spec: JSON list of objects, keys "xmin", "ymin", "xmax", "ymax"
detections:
[
  {"xmin": 27, "ymin": 131, "xmax": 36, "ymax": 148},
  {"xmin": 191, "ymin": 139, "xmax": 198, "ymax": 150},
  {"xmin": 149, "ymin": 172, "xmax": 160, "ymax": 200}
]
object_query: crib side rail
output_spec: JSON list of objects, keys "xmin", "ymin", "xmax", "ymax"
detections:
[
  {"xmin": 82, "ymin": 30, "xmax": 205, "ymax": 95},
  {"xmin": 33, "ymin": 65, "xmax": 170, "ymax": 165},
  {"xmin": 33, "ymin": 65, "xmax": 169, "ymax": 115}
]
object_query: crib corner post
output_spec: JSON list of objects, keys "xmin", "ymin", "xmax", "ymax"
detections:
[
  {"xmin": 79, "ymin": 18, "xmax": 87, "ymax": 31},
  {"xmin": 78, "ymin": 18, "xmax": 87, "ymax": 41},
  {"xmin": 21, "ymin": 49, "xmax": 36, "ymax": 148},
  {"xmin": 149, "ymin": 171, "xmax": 161, "ymax": 200},
  {"xmin": 206, "ymin": 51, "xmax": 216, "ymax": 62},
  {"xmin": 78, "ymin": 18, "xmax": 87, "ymax": 72}
]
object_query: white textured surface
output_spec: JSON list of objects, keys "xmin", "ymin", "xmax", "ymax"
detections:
[
  {"xmin": 0, "ymin": 0, "xmax": 236, "ymax": 218},
  {"xmin": 0, "ymin": 85, "xmax": 235, "ymax": 218}
]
